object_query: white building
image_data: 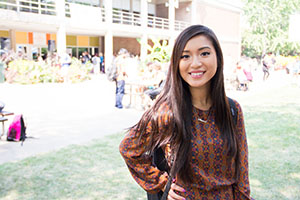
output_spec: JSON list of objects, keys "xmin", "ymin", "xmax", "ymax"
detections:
[{"xmin": 0, "ymin": 0, "xmax": 242, "ymax": 68}]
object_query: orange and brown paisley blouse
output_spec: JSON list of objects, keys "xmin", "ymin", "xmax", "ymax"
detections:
[{"xmin": 119, "ymin": 99, "xmax": 251, "ymax": 199}]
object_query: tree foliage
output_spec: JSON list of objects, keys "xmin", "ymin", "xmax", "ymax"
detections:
[
  {"xmin": 146, "ymin": 38, "xmax": 171, "ymax": 64},
  {"xmin": 242, "ymin": 0, "xmax": 300, "ymax": 58},
  {"xmin": 137, "ymin": 37, "xmax": 171, "ymax": 64}
]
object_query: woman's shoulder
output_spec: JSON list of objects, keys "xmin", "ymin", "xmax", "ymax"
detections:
[
  {"xmin": 155, "ymin": 101, "xmax": 173, "ymax": 125},
  {"xmin": 157, "ymin": 101, "xmax": 171, "ymax": 112},
  {"xmin": 227, "ymin": 97, "xmax": 243, "ymax": 115}
]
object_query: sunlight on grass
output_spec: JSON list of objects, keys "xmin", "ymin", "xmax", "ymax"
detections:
[
  {"xmin": 2, "ymin": 190, "xmax": 19, "ymax": 200},
  {"xmin": 289, "ymin": 173, "xmax": 300, "ymax": 180},
  {"xmin": 280, "ymin": 186, "xmax": 299, "ymax": 199},
  {"xmin": 250, "ymin": 179, "xmax": 262, "ymax": 186}
]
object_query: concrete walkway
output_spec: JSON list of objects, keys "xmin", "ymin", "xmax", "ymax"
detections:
[{"xmin": 0, "ymin": 75, "xmax": 144, "ymax": 164}]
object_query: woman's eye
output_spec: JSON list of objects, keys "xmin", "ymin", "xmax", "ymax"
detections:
[
  {"xmin": 201, "ymin": 52, "xmax": 210, "ymax": 57},
  {"xmin": 180, "ymin": 55, "xmax": 190, "ymax": 59}
]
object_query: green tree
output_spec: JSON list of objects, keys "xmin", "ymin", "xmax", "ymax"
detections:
[
  {"xmin": 137, "ymin": 37, "xmax": 171, "ymax": 64},
  {"xmin": 242, "ymin": 0, "xmax": 300, "ymax": 58}
]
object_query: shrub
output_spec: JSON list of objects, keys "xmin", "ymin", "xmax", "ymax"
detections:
[{"xmin": 5, "ymin": 58, "xmax": 92, "ymax": 84}]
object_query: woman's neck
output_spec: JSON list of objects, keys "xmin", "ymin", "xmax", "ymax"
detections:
[{"xmin": 190, "ymin": 86, "xmax": 212, "ymax": 111}]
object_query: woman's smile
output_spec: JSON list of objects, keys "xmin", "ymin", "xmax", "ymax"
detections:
[{"xmin": 189, "ymin": 70, "xmax": 206, "ymax": 78}]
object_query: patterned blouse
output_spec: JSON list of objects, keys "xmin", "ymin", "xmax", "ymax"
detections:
[{"xmin": 119, "ymin": 99, "xmax": 251, "ymax": 199}]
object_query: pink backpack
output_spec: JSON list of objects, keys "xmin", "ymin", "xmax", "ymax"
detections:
[{"xmin": 7, "ymin": 114, "xmax": 27, "ymax": 144}]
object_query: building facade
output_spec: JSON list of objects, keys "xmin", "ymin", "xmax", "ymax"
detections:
[{"xmin": 0, "ymin": 0, "xmax": 242, "ymax": 69}]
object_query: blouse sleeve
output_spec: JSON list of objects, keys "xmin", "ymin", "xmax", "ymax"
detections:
[
  {"xmin": 119, "ymin": 107, "xmax": 171, "ymax": 193},
  {"xmin": 233, "ymin": 100, "xmax": 252, "ymax": 199}
]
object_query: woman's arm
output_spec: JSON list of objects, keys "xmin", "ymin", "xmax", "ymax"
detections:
[
  {"xmin": 119, "ymin": 122, "xmax": 168, "ymax": 193},
  {"xmin": 233, "ymin": 100, "xmax": 252, "ymax": 200}
]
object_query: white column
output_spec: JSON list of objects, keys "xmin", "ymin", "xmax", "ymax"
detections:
[
  {"xmin": 168, "ymin": 0, "xmax": 176, "ymax": 49},
  {"xmin": 168, "ymin": 0, "xmax": 175, "ymax": 32},
  {"xmin": 57, "ymin": 26, "xmax": 66, "ymax": 56},
  {"xmin": 104, "ymin": 0, "xmax": 112, "ymax": 24},
  {"xmin": 140, "ymin": 34, "xmax": 148, "ymax": 63},
  {"xmin": 140, "ymin": 0, "xmax": 148, "ymax": 62},
  {"xmin": 9, "ymin": 30, "xmax": 16, "ymax": 51},
  {"xmin": 16, "ymin": 0, "xmax": 20, "ymax": 12},
  {"xmin": 99, "ymin": 0, "xmax": 103, "ymax": 7},
  {"xmin": 27, "ymin": 45, "xmax": 33, "ymax": 60},
  {"xmin": 130, "ymin": 0, "xmax": 133, "ymax": 12},
  {"xmin": 55, "ymin": 0, "xmax": 66, "ymax": 56},
  {"xmin": 168, "ymin": 37, "xmax": 176, "ymax": 52},
  {"xmin": 105, "ymin": 30, "xmax": 113, "ymax": 69},
  {"xmin": 191, "ymin": 0, "xmax": 197, "ymax": 25},
  {"xmin": 104, "ymin": 0, "xmax": 113, "ymax": 68},
  {"xmin": 141, "ymin": 0, "xmax": 148, "ymax": 28}
]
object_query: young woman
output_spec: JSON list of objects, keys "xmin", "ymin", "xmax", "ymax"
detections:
[{"xmin": 120, "ymin": 25, "xmax": 251, "ymax": 199}]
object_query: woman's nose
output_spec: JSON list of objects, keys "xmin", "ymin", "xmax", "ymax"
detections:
[{"xmin": 191, "ymin": 56, "xmax": 202, "ymax": 67}]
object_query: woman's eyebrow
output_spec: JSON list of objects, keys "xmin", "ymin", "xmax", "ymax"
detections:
[
  {"xmin": 198, "ymin": 46, "xmax": 211, "ymax": 51},
  {"xmin": 182, "ymin": 46, "xmax": 211, "ymax": 53}
]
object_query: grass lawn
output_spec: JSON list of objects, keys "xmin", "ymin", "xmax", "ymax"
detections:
[
  {"xmin": 241, "ymin": 85, "xmax": 300, "ymax": 200},
  {"xmin": 0, "ymin": 84, "xmax": 299, "ymax": 200}
]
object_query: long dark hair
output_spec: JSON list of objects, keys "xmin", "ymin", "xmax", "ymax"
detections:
[{"xmin": 132, "ymin": 25, "xmax": 239, "ymax": 183}]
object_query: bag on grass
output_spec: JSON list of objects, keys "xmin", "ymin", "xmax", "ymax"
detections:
[{"xmin": 7, "ymin": 114, "xmax": 27, "ymax": 144}]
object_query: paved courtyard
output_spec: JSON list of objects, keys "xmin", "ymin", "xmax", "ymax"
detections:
[{"xmin": 0, "ymin": 75, "xmax": 144, "ymax": 164}]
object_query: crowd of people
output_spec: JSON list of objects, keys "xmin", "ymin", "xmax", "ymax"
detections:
[
  {"xmin": 107, "ymin": 48, "xmax": 168, "ymax": 109},
  {"xmin": 228, "ymin": 53, "xmax": 300, "ymax": 92},
  {"xmin": 1, "ymin": 41, "xmax": 300, "ymax": 98}
]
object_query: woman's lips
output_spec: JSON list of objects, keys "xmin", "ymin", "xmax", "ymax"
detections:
[{"xmin": 189, "ymin": 71, "xmax": 205, "ymax": 78}]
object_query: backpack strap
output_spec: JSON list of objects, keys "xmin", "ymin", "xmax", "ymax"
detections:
[
  {"xmin": 152, "ymin": 147, "xmax": 170, "ymax": 172},
  {"xmin": 147, "ymin": 147, "xmax": 173, "ymax": 200},
  {"xmin": 161, "ymin": 177, "xmax": 173, "ymax": 200},
  {"xmin": 227, "ymin": 97, "xmax": 238, "ymax": 125}
]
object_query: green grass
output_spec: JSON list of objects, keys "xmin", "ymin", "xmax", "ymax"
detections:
[
  {"xmin": 0, "ymin": 85, "xmax": 300, "ymax": 200},
  {"xmin": 241, "ymin": 86, "xmax": 300, "ymax": 200},
  {"xmin": 0, "ymin": 133, "xmax": 145, "ymax": 200}
]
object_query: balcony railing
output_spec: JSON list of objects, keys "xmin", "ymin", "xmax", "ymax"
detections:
[
  {"xmin": 147, "ymin": 15, "xmax": 169, "ymax": 30},
  {"xmin": 65, "ymin": 0, "xmax": 99, "ymax": 7},
  {"xmin": 0, "ymin": 1, "xmax": 189, "ymax": 32},
  {"xmin": 175, "ymin": 20, "xmax": 190, "ymax": 31},
  {"xmin": 0, "ymin": 0, "xmax": 56, "ymax": 15},
  {"xmin": 112, "ymin": 9, "xmax": 141, "ymax": 26},
  {"xmin": 65, "ymin": 2, "xmax": 105, "ymax": 22}
]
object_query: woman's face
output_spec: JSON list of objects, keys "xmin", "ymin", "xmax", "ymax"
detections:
[{"xmin": 179, "ymin": 35, "xmax": 217, "ymax": 91}]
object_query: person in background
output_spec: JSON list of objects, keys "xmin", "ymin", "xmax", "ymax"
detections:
[
  {"xmin": 60, "ymin": 52, "xmax": 72, "ymax": 82},
  {"xmin": 119, "ymin": 25, "xmax": 252, "ymax": 199},
  {"xmin": 292, "ymin": 56, "xmax": 300, "ymax": 86},
  {"xmin": 142, "ymin": 62, "xmax": 166, "ymax": 108},
  {"xmin": 37, "ymin": 53, "xmax": 43, "ymax": 62},
  {"xmin": 92, "ymin": 53, "xmax": 100, "ymax": 74},
  {"xmin": 115, "ymin": 48, "xmax": 129, "ymax": 109},
  {"xmin": 81, "ymin": 51, "xmax": 90, "ymax": 64},
  {"xmin": 262, "ymin": 53, "xmax": 273, "ymax": 81},
  {"xmin": 99, "ymin": 52, "xmax": 104, "ymax": 73},
  {"xmin": 236, "ymin": 62, "xmax": 249, "ymax": 91}
]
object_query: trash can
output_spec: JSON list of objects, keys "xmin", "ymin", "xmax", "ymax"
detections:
[{"xmin": 0, "ymin": 62, "xmax": 5, "ymax": 83}]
